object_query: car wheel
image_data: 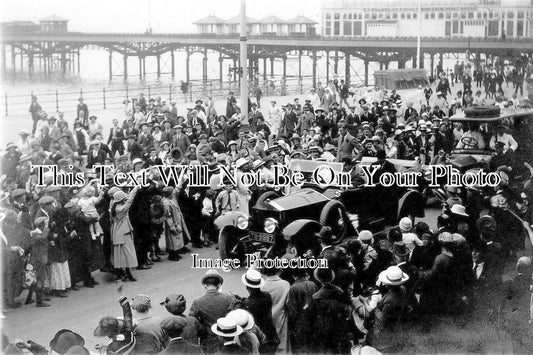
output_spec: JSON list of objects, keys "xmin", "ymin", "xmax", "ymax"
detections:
[
  {"xmin": 218, "ymin": 226, "xmax": 246, "ymax": 264},
  {"xmin": 319, "ymin": 200, "xmax": 348, "ymax": 242},
  {"xmin": 255, "ymin": 191, "xmax": 280, "ymax": 207}
]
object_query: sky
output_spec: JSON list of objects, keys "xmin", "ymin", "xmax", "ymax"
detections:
[{"xmin": 1, "ymin": 0, "xmax": 323, "ymax": 33}]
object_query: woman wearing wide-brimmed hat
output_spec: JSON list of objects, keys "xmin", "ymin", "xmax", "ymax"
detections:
[
  {"xmin": 109, "ymin": 187, "xmax": 139, "ymax": 282},
  {"xmin": 365, "ymin": 266, "xmax": 409, "ymax": 351}
]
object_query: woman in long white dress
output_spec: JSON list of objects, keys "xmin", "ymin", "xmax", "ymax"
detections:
[{"xmin": 268, "ymin": 100, "xmax": 281, "ymax": 140}]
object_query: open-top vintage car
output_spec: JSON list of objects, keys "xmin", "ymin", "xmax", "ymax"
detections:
[
  {"xmin": 215, "ymin": 159, "xmax": 425, "ymax": 262},
  {"xmin": 449, "ymin": 106, "xmax": 533, "ymax": 174}
]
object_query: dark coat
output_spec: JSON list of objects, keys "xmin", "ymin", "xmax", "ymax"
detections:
[
  {"xmin": 64, "ymin": 210, "xmax": 94, "ymax": 284},
  {"xmin": 217, "ymin": 343, "xmax": 249, "ymax": 355},
  {"xmin": 308, "ymin": 285, "xmax": 351, "ymax": 354},
  {"xmin": 172, "ymin": 134, "xmax": 191, "ymax": 155},
  {"xmin": 87, "ymin": 148, "xmax": 108, "ymax": 168},
  {"xmin": 286, "ymin": 278, "xmax": 317, "ymax": 353},
  {"xmin": 107, "ymin": 127, "xmax": 126, "ymax": 150},
  {"xmin": 243, "ymin": 290, "xmax": 279, "ymax": 351},
  {"xmin": 189, "ymin": 289, "xmax": 235, "ymax": 353}
]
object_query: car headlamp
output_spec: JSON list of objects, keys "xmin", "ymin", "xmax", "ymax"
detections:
[
  {"xmin": 237, "ymin": 215, "xmax": 249, "ymax": 230},
  {"xmin": 264, "ymin": 218, "xmax": 278, "ymax": 233}
]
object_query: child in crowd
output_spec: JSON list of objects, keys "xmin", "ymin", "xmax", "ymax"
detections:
[{"xmin": 77, "ymin": 186, "xmax": 103, "ymax": 240}]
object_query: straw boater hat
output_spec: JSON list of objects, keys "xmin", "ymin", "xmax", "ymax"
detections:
[
  {"xmin": 358, "ymin": 230, "xmax": 373, "ymax": 243},
  {"xmin": 226, "ymin": 309, "xmax": 255, "ymax": 331},
  {"xmin": 132, "ymin": 158, "xmax": 143, "ymax": 167},
  {"xmin": 450, "ymin": 204, "xmax": 469, "ymax": 217},
  {"xmin": 235, "ymin": 158, "xmax": 248, "ymax": 169},
  {"xmin": 211, "ymin": 317, "xmax": 243, "ymax": 337},
  {"xmin": 241, "ymin": 269, "xmax": 265, "ymax": 289},
  {"xmin": 252, "ymin": 160, "xmax": 265, "ymax": 170},
  {"xmin": 377, "ymin": 266, "xmax": 409, "ymax": 286}
]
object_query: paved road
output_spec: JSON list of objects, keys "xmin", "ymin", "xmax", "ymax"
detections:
[
  {"xmin": 3, "ymin": 206, "xmax": 442, "ymax": 350},
  {"xmin": 3, "ymin": 245, "xmax": 249, "ymax": 350}
]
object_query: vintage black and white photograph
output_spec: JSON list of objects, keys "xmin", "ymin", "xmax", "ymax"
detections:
[{"xmin": 1, "ymin": 0, "xmax": 533, "ymax": 353}]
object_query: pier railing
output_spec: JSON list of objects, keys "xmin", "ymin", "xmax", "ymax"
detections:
[{"xmin": 2, "ymin": 75, "xmax": 361, "ymax": 118}]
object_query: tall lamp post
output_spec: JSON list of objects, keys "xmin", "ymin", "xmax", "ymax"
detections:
[
  {"xmin": 240, "ymin": 0, "xmax": 248, "ymax": 120},
  {"xmin": 416, "ymin": 0, "xmax": 421, "ymax": 69}
]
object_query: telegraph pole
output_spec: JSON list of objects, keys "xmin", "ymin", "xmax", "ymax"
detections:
[{"xmin": 240, "ymin": 0, "xmax": 248, "ymax": 119}]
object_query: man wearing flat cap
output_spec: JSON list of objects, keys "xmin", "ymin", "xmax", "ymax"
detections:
[
  {"xmin": 160, "ymin": 316, "xmax": 202, "ymax": 354},
  {"xmin": 189, "ymin": 269, "xmax": 234, "ymax": 353},
  {"xmin": 130, "ymin": 294, "xmax": 166, "ymax": 354},
  {"xmin": 160, "ymin": 293, "xmax": 201, "ymax": 346}
]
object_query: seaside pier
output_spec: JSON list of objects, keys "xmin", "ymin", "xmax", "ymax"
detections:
[{"xmin": 2, "ymin": 29, "xmax": 533, "ymax": 86}]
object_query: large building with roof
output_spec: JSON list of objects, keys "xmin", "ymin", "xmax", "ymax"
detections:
[
  {"xmin": 321, "ymin": 0, "xmax": 532, "ymax": 38},
  {"xmin": 194, "ymin": 14, "xmax": 317, "ymax": 36},
  {"xmin": 2, "ymin": 14, "xmax": 69, "ymax": 34}
]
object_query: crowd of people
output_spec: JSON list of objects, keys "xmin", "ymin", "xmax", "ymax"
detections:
[{"xmin": 2, "ymin": 58, "xmax": 533, "ymax": 354}]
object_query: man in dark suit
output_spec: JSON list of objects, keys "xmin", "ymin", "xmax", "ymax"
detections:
[
  {"xmin": 87, "ymin": 141, "xmax": 108, "ymax": 168},
  {"xmin": 124, "ymin": 119, "xmax": 139, "ymax": 139},
  {"xmin": 336, "ymin": 123, "xmax": 360, "ymax": 164},
  {"xmin": 282, "ymin": 104, "xmax": 298, "ymax": 138},
  {"xmin": 137, "ymin": 123, "xmax": 154, "ymax": 153},
  {"xmin": 127, "ymin": 135, "xmax": 144, "ymax": 161},
  {"xmin": 370, "ymin": 148, "xmax": 396, "ymax": 179},
  {"xmin": 248, "ymin": 103, "xmax": 264, "ymax": 133},
  {"xmin": 144, "ymin": 147, "xmax": 163, "ymax": 168},
  {"xmin": 345, "ymin": 105, "xmax": 360, "ymax": 136},
  {"xmin": 76, "ymin": 97, "xmax": 89, "ymax": 126},
  {"xmin": 189, "ymin": 270, "xmax": 234, "ymax": 353},
  {"xmin": 160, "ymin": 316, "xmax": 203, "ymax": 354},
  {"xmin": 339, "ymin": 79, "xmax": 349, "ymax": 108},
  {"xmin": 107, "ymin": 119, "xmax": 125, "ymax": 157},
  {"xmin": 254, "ymin": 116, "xmax": 271, "ymax": 139},
  {"xmin": 161, "ymin": 120, "xmax": 174, "ymax": 145},
  {"xmin": 210, "ymin": 131, "xmax": 226, "ymax": 154},
  {"xmin": 371, "ymin": 149, "xmax": 397, "ymax": 224},
  {"xmin": 172, "ymin": 125, "xmax": 191, "ymax": 154},
  {"xmin": 317, "ymin": 226, "xmax": 340, "ymax": 272}
]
